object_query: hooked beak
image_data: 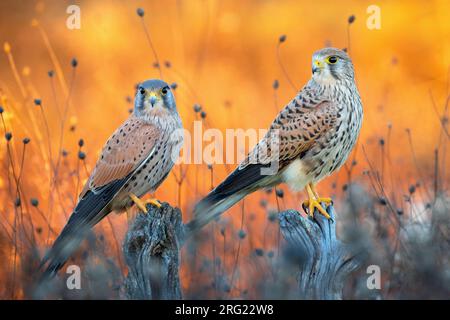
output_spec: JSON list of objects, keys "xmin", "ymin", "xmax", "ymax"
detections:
[
  {"xmin": 149, "ymin": 92, "xmax": 158, "ymax": 107},
  {"xmin": 312, "ymin": 59, "xmax": 324, "ymax": 74}
]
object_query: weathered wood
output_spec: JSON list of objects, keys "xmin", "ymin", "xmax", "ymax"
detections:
[
  {"xmin": 278, "ymin": 205, "xmax": 362, "ymax": 299},
  {"xmin": 122, "ymin": 203, "xmax": 184, "ymax": 299},
  {"xmin": 123, "ymin": 201, "xmax": 361, "ymax": 300}
]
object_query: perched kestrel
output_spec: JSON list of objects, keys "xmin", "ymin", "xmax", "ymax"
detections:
[
  {"xmin": 190, "ymin": 48, "xmax": 363, "ymax": 230},
  {"xmin": 41, "ymin": 79, "xmax": 183, "ymax": 278}
]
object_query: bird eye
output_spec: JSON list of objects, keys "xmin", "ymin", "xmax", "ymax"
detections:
[
  {"xmin": 161, "ymin": 87, "xmax": 168, "ymax": 95},
  {"xmin": 139, "ymin": 87, "xmax": 146, "ymax": 95},
  {"xmin": 327, "ymin": 56, "xmax": 338, "ymax": 64}
]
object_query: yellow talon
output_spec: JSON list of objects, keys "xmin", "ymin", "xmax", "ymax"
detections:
[
  {"xmin": 302, "ymin": 183, "xmax": 332, "ymax": 219},
  {"xmin": 129, "ymin": 193, "xmax": 148, "ymax": 213},
  {"xmin": 316, "ymin": 197, "xmax": 333, "ymax": 205},
  {"xmin": 146, "ymin": 198, "xmax": 161, "ymax": 208}
]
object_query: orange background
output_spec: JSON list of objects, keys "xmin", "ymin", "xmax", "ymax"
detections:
[{"xmin": 0, "ymin": 0, "xmax": 449, "ymax": 298}]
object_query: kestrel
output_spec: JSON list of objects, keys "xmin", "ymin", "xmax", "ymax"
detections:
[
  {"xmin": 189, "ymin": 48, "xmax": 363, "ymax": 230},
  {"xmin": 40, "ymin": 79, "xmax": 183, "ymax": 278}
]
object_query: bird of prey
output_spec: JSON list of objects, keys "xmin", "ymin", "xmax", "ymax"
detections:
[
  {"xmin": 189, "ymin": 48, "xmax": 363, "ymax": 231},
  {"xmin": 40, "ymin": 79, "xmax": 183, "ymax": 279}
]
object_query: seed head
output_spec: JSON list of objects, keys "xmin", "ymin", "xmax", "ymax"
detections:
[
  {"xmin": 137, "ymin": 8, "xmax": 144, "ymax": 17},
  {"xmin": 254, "ymin": 248, "xmax": 264, "ymax": 257},
  {"xmin": 279, "ymin": 35, "xmax": 286, "ymax": 43},
  {"xmin": 275, "ymin": 188, "xmax": 284, "ymax": 198},
  {"xmin": 23, "ymin": 137, "xmax": 30, "ymax": 144},
  {"xmin": 268, "ymin": 212, "xmax": 277, "ymax": 222},
  {"xmin": 272, "ymin": 79, "xmax": 279, "ymax": 90},
  {"xmin": 31, "ymin": 198, "xmax": 39, "ymax": 207},
  {"xmin": 259, "ymin": 199, "xmax": 268, "ymax": 208},
  {"xmin": 348, "ymin": 15, "xmax": 356, "ymax": 24},
  {"xmin": 193, "ymin": 104, "xmax": 202, "ymax": 113}
]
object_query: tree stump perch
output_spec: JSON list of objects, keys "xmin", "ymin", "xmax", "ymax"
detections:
[
  {"xmin": 122, "ymin": 202, "xmax": 361, "ymax": 299},
  {"xmin": 123, "ymin": 203, "xmax": 184, "ymax": 299},
  {"xmin": 279, "ymin": 206, "xmax": 362, "ymax": 299}
]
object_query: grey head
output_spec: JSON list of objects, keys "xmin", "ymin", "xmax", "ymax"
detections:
[
  {"xmin": 311, "ymin": 48, "xmax": 354, "ymax": 83},
  {"xmin": 134, "ymin": 79, "xmax": 177, "ymax": 114}
]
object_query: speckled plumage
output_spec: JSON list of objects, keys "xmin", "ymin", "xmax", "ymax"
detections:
[
  {"xmin": 191, "ymin": 48, "xmax": 362, "ymax": 230},
  {"xmin": 41, "ymin": 79, "xmax": 183, "ymax": 278},
  {"xmin": 247, "ymin": 58, "xmax": 362, "ymax": 190}
]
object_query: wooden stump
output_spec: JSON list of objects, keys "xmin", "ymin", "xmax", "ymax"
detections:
[
  {"xmin": 122, "ymin": 203, "xmax": 184, "ymax": 299},
  {"xmin": 122, "ymin": 202, "xmax": 361, "ymax": 300},
  {"xmin": 278, "ymin": 205, "xmax": 362, "ymax": 299}
]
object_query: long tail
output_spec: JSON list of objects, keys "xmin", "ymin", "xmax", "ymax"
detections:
[
  {"xmin": 186, "ymin": 163, "xmax": 280, "ymax": 233},
  {"xmin": 39, "ymin": 176, "xmax": 129, "ymax": 281},
  {"xmin": 39, "ymin": 207, "xmax": 108, "ymax": 282}
]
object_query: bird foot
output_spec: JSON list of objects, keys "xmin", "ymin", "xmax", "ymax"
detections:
[
  {"xmin": 129, "ymin": 194, "xmax": 161, "ymax": 214},
  {"xmin": 303, "ymin": 183, "xmax": 333, "ymax": 219},
  {"xmin": 302, "ymin": 198, "xmax": 332, "ymax": 219},
  {"xmin": 145, "ymin": 198, "xmax": 162, "ymax": 209},
  {"xmin": 316, "ymin": 197, "xmax": 333, "ymax": 205}
]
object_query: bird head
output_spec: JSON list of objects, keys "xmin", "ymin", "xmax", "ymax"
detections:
[
  {"xmin": 134, "ymin": 79, "xmax": 177, "ymax": 116},
  {"xmin": 311, "ymin": 48, "xmax": 354, "ymax": 84}
]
